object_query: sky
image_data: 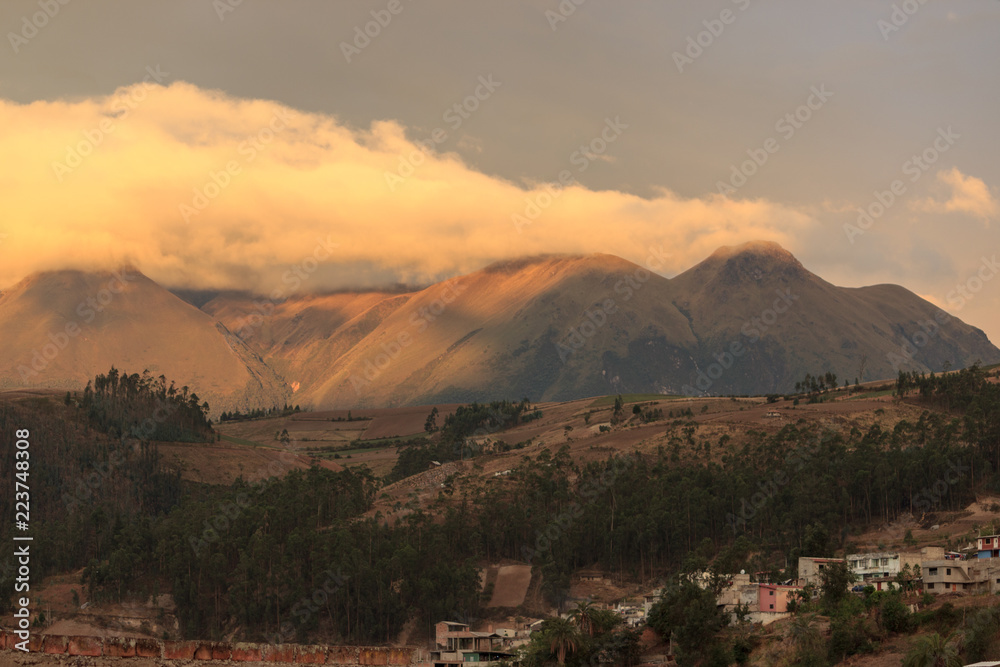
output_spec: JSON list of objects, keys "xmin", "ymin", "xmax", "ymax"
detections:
[{"xmin": 0, "ymin": 0, "xmax": 998, "ymax": 341}]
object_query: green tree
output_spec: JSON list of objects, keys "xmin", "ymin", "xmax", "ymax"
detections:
[
  {"xmin": 648, "ymin": 578, "xmax": 729, "ymax": 666},
  {"xmin": 424, "ymin": 407, "xmax": 439, "ymax": 433},
  {"xmin": 612, "ymin": 395, "xmax": 624, "ymax": 424},
  {"xmin": 819, "ymin": 561, "xmax": 855, "ymax": 612},
  {"xmin": 902, "ymin": 633, "xmax": 961, "ymax": 667},
  {"xmin": 787, "ymin": 613, "xmax": 826, "ymax": 667},
  {"xmin": 541, "ymin": 617, "xmax": 580, "ymax": 665},
  {"xmin": 569, "ymin": 601, "xmax": 597, "ymax": 637}
]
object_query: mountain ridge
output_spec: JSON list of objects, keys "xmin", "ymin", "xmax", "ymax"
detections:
[{"xmin": 2, "ymin": 243, "xmax": 997, "ymax": 408}]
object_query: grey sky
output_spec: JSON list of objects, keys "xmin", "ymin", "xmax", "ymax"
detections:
[{"xmin": 2, "ymin": 0, "xmax": 999, "ymax": 339}]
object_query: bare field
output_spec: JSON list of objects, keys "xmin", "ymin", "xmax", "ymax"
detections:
[{"xmin": 158, "ymin": 440, "xmax": 342, "ymax": 484}]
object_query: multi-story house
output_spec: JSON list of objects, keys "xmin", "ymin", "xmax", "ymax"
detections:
[
  {"xmin": 923, "ymin": 559, "xmax": 1000, "ymax": 595},
  {"xmin": 797, "ymin": 557, "xmax": 845, "ymax": 587},
  {"xmin": 846, "ymin": 547, "xmax": 943, "ymax": 584},
  {"xmin": 976, "ymin": 534, "xmax": 1000, "ymax": 559},
  {"xmin": 428, "ymin": 621, "xmax": 513, "ymax": 667}
]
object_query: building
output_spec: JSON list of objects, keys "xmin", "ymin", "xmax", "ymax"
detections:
[
  {"xmin": 428, "ymin": 622, "xmax": 513, "ymax": 667},
  {"xmin": 976, "ymin": 534, "xmax": 1000, "ymax": 559},
  {"xmin": 700, "ymin": 573, "xmax": 801, "ymax": 626},
  {"xmin": 844, "ymin": 551, "xmax": 916, "ymax": 582},
  {"xmin": 923, "ymin": 559, "xmax": 1000, "ymax": 595},
  {"xmin": 756, "ymin": 584, "xmax": 799, "ymax": 613},
  {"xmin": 846, "ymin": 547, "xmax": 943, "ymax": 583},
  {"xmin": 797, "ymin": 557, "xmax": 845, "ymax": 587}
]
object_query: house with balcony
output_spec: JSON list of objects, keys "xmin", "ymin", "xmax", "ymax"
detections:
[
  {"xmin": 976, "ymin": 534, "xmax": 1000, "ymax": 559},
  {"xmin": 846, "ymin": 547, "xmax": 942, "ymax": 584},
  {"xmin": 428, "ymin": 621, "xmax": 514, "ymax": 667}
]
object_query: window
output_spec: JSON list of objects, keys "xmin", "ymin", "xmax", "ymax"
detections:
[
  {"xmin": 769, "ymin": 590, "xmax": 774, "ymax": 596},
  {"xmin": 946, "ymin": 568, "xmax": 952, "ymax": 576},
  {"xmin": 927, "ymin": 583, "xmax": 935, "ymax": 589},
  {"xmin": 769, "ymin": 604, "xmax": 774, "ymax": 610},
  {"xmin": 928, "ymin": 568, "xmax": 938, "ymax": 575}
]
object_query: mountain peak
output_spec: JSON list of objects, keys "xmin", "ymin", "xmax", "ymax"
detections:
[
  {"xmin": 696, "ymin": 240, "xmax": 806, "ymax": 282},
  {"xmin": 708, "ymin": 240, "xmax": 799, "ymax": 264}
]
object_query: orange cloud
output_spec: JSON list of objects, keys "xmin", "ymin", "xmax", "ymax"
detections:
[
  {"xmin": 0, "ymin": 82, "xmax": 817, "ymax": 292},
  {"xmin": 915, "ymin": 168, "xmax": 998, "ymax": 224}
]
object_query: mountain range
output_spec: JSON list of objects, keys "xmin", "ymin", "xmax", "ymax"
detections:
[{"xmin": 1, "ymin": 241, "xmax": 996, "ymax": 411}]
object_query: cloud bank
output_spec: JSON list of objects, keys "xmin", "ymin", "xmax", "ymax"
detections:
[{"xmin": 0, "ymin": 82, "xmax": 817, "ymax": 293}]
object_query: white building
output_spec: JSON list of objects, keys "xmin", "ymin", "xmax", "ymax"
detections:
[{"xmin": 846, "ymin": 547, "xmax": 942, "ymax": 583}]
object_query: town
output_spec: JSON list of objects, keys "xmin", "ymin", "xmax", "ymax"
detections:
[{"xmin": 420, "ymin": 531, "xmax": 1000, "ymax": 667}]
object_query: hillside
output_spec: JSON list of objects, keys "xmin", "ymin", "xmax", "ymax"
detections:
[
  {"xmin": 205, "ymin": 242, "xmax": 1000, "ymax": 407},
  {"xmin": 3, "ymin": 243, "xmax": 998, "ymax": 410},
  {"xmin": 670, "ymin": 241, "xmax": 999, "ymax": 394},
  {"xmin": 0, "ymin": 268, "xmax": 291, "ymax": 414}
]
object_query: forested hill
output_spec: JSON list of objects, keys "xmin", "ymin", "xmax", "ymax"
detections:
[{"xmin": 2, "ymin": 366, "xmax": 1000, "ymax": 654}]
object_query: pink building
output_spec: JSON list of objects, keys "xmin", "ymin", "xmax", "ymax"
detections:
[{"xmin": 757, "ymin": 584, "xmax": 799, "ymax": 613}]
